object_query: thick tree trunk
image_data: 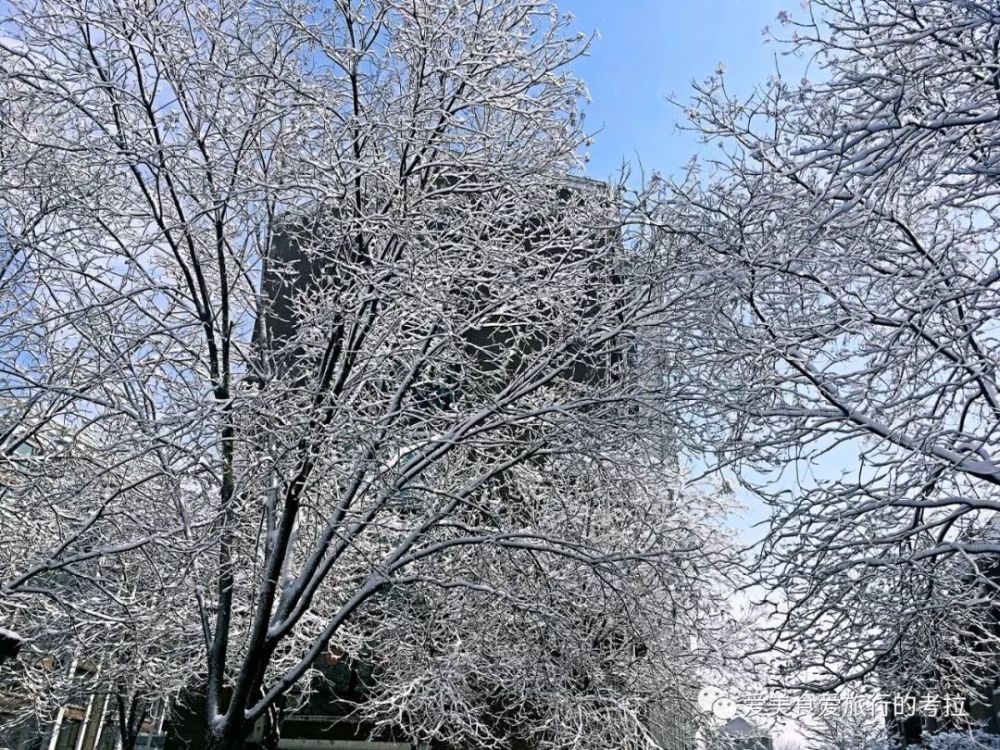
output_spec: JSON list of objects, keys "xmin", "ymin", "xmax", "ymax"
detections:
[
  {"xmin": 203, "ymin": 712, "xmax": 253, "ymax": 750},
  {"xmin": 204, "ymin": 730, "xmax": 243, "ymax": 750}
]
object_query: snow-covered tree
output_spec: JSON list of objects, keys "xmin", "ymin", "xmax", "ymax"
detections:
[
  {"xmin": 0, "ymin": 0, "xmax": 734, "ymax": 747},
  {"xmin": 0, "ymin": 433, "xmax": 207, "ymax": 747},
  {"xmin": 659, "ymin": 0, "xmax": 1000, "ymax": 699}
]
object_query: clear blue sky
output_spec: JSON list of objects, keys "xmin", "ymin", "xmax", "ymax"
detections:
[{"xmin": 563, "ymin": 0, "xmax": 794, "ymax": 180}]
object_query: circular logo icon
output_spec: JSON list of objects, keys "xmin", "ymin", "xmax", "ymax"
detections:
[{"xmin": 697, "ymin": 686, "xmax": 738, "ymax": 719}]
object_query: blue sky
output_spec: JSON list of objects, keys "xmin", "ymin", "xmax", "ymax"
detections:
[{"xmin": 563, "ymin": 0, "xmax": 794, "ymax": 180}]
